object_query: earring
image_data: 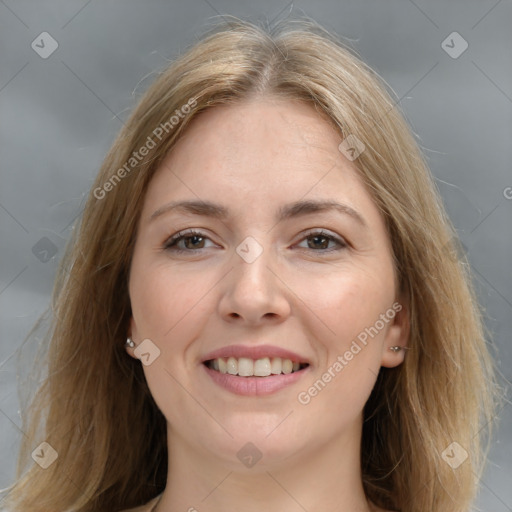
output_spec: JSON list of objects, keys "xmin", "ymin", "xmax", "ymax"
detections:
[
  {"xmin": 389, "ymin": 346, "xmax": 409, "ymax": 353},
  {"xmin": 125, "ymin": 337, "xmax": 135, "ymax": 348}
]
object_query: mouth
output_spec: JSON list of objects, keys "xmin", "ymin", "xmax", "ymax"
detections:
[
  {"xmin": 200, "ymin": 345, "xmax": 311, "ymax": 395},
  {"xmin": 201, "ymin": 356, "xmax": 311, "ymax": 396},
  {"xmin": 203, "ymin": 356, "xmax": 310, "ymax": 377}
]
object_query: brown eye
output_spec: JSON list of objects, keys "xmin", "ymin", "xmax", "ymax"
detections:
[
  {"xmin": 181, "ymin": 235, "xmax": 206, "ymax": 250},
  {"xmin": 307, "ymin": 234, "xmax": 330, "ymax": 250},
  {"xmin": 296, "ymin": 230, "xmax": 347, "ymax": 253},
  {"xmin": 163, "ymin": 230, "xmax": 214, "ymax": 253}
]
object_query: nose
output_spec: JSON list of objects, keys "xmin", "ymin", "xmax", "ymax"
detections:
[{"xmin": 217, "ymin": 242, "xmax": 291, "ymax": 326}]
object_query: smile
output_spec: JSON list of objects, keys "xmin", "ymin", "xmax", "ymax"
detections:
[
  {"xmin": 202, "ymin": 358, "xmax": 310, "ymax": 396},
  {"xmin": 204, "ymin": 356, "xmax": 309, "ymax": 377}
]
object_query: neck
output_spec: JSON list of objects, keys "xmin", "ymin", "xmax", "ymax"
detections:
[{"xmin": 155, "ymin": 415, "xmax": 374, "ymax": 512}]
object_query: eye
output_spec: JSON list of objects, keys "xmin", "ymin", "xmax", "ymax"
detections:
[
  {"xmin": 163, "ymin": 229, "xmax": 216, "ymax": 253},
  {"xmin": 163, "ymin": 229, "xmax": 348, "ymax": 255},
  {"xmin": 295, "ymin": 230, "xmax": 347, "ymax": 253}
]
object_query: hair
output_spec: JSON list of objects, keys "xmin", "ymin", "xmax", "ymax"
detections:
[{"xmin": 1, "ymin": 15, "xmax": 503, "ymax": 512}]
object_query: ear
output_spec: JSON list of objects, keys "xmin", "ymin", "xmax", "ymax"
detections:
[
  {"xmin": 125, "ymin": 317, "xmax": 139, "ymax": 359},
  {"xmin": 380, "ymin": 299, "xmax": 410, "ymax": 368}
]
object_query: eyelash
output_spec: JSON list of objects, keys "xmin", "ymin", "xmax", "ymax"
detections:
[{"xmin": 162, "ymin": 229, "xmax": 348, "ymax": 255}]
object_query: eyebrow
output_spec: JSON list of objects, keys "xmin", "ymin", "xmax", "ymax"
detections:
[{"xmin": 149, "ymin": 199, "xmax": 367, "ymax": 227}]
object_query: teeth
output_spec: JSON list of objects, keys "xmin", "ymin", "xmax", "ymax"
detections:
[
  {"xmin": 270, "ymin": 357, "xmax": 281, "ymax": 375},
  {"xmin": 282, "ymin": 359, "xmax": 293, "ymax": 374},
  {"xmin": 227, "ymin": 357, "xmax": 237, "ymax": 375},
  {"xmin": 254, "ymin": 357, "xmax": 271, "ymax": 376},
  {"xmin": 207, "ymin": 356, "xmax": 306, "ymax": 377},
  {"xmin": 238, "ymin": 357, "xmax": 253, "ymax": 377}
]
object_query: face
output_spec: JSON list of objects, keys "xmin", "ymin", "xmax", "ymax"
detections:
[{"xmin": 127, "ymin": 97, "xmax": 408, "ymax": 471}]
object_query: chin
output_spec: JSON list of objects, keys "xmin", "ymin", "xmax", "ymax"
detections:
[{"xmin": 205, "ymin": 420, "xmax": 308, "ymax": 468}]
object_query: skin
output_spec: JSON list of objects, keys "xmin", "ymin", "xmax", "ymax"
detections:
[{"xmin": 125, "ymin": 97, "xmax": 409, "ymax": 512}]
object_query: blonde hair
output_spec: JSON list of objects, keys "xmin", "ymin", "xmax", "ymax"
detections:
[{"xmin": 2, "ymin": 16, "xmax": 502, "ymax": 512}]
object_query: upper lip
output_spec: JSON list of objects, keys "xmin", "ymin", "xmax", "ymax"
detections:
[{"xmin": 201, "ymin": 344, "xmax": 310, "ymax": 364}]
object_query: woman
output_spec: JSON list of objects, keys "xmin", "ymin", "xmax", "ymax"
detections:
[{"xmin": 2, "ymin": 16, "xmax": 500, "ymax": 512}]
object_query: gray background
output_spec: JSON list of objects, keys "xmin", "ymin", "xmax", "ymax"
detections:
[{"xmin": 0, "ymin": 1, "xmax": 511, "ymax": 510}]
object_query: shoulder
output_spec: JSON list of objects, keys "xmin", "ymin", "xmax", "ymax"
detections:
[{"xmin": 118, "ymin": 494, "xmax": 161, "ymax": 512}]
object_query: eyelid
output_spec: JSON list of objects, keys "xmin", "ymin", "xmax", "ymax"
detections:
[
  {"xmin": 294, "ymin": 228, "xmax": 348, "ymax": 251},
  {"xmin": 163, "ymin": 227, "xmax": 348, "ymax": 254},
  {"xmin": 163, "ymin": 229, "xmax": 217, "ymax": 250}
]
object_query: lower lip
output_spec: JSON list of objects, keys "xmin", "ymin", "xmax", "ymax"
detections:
[{"xmin": 202, "ymin": 363, "xmax": 309, "ymax": 396}]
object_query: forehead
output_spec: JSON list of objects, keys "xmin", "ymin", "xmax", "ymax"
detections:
[
  {"xmin": 169, "ymin": 97, "xmax": 342, "ymax": 174},
  {"xmin": 140, "ymin": 98, "xmax": 379, "ymax": 226}
]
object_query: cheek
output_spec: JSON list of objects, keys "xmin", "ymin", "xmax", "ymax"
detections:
[
  {"xmin": 297, "ymin": 360, "xmax": 378, "ymax": 426},
  {"xmin": 293, "ymin": 263, "xmax": 395, "ymax": 417},
  {"xmin": 130, "ymin": 258, "xmax": 213, "ymax": 341},
  {"xmin": 293, "ymin": 261, "xmax": 395, "ymax": 348},
  {"xmin": 129, "ymin": 259, "xmax": 213, "ymax": 416}
]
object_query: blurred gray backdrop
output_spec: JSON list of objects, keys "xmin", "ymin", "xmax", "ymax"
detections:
[{"xmin": 0, "ymin": 1, "xmax": 511, "ymax": 510}]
